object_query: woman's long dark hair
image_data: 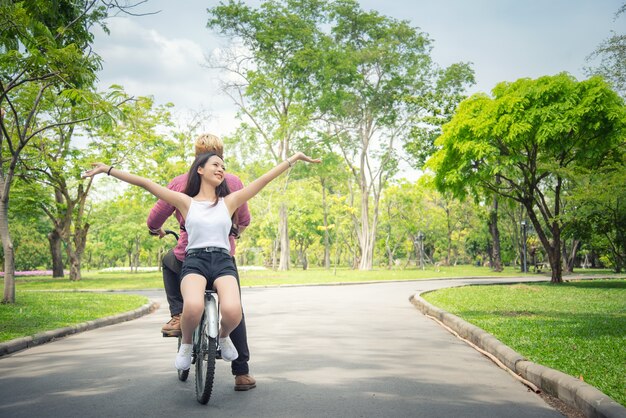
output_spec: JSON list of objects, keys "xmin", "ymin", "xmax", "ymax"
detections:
[{"xmin": 184, "ymin": 152, "xmax": 231, "ymax": 205}]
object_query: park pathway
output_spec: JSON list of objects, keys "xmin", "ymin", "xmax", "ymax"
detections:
[{"xmin": 0, "ymin": 277, "xmax": 564, "ymax": 417}]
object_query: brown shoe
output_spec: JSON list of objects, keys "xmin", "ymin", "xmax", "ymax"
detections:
[
  {"xmin": 161, "ymin": 314, "xmax": 181, "ymax": 337},
  {"xmin": 234, "ymin": 374, "xmax": 256, "ymax": 391}
]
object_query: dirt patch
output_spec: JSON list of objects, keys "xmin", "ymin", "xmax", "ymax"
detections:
[{"xmin": 539, "ymin": 391, "xmax": 585, "ymax": 418}]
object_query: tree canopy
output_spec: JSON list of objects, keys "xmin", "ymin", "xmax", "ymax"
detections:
[{"xmin": 428, "ymin": 73, "xmax": 626, "ymax": 282}]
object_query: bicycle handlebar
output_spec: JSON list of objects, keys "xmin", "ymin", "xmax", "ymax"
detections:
[{"xmin": 164, "ymin": 229, "xmax": 179, "ymax": 241}]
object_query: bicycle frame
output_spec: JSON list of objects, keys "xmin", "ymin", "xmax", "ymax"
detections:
[{"xmin": 205, "ymin": 291, "xmax": 219, "ymax": 339}]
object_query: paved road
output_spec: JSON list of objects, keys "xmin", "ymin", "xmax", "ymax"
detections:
[{"xmin": 0, "ymin": 278, "xmax": 564, "ymax": 417}]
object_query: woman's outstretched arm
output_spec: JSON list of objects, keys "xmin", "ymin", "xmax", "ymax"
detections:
[
  {"xmin": 225, "ymin": 152, "xmax": 321, "ymax": 214},
  {"xmin": 83, "ymin": 163, "xmax": 191, "ymax": 216}
]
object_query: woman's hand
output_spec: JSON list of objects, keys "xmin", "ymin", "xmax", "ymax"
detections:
[
  {"xmin": 82, "ymin": 163, "xmax": 110, "ymax": 178},
  {"xmin": 291, "ymin": 152, "xmax": 322, "ymax": 164}
]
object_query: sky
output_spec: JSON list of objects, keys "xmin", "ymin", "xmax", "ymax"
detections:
[{"xmin": 91, "ymin": 0, "xmax": 624, "ymax": 168}]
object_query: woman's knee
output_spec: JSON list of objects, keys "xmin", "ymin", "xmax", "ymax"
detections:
[
  {"xmin": 183, "ymin": 298, "xmax": 204, "ymax": 316},
  {"xmin": 220, "ymin": 302, "xmax": 242, "ymax": 323}
]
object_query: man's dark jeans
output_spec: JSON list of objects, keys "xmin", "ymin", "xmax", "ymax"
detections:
[{"xmin": 162, "ymin": 249, "xmax": 250, "ymax": 376}]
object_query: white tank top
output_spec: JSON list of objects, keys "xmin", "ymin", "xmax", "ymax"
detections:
[{"xmin": 185, "ymin": 198, "xmax": 231, "ymax": 251}]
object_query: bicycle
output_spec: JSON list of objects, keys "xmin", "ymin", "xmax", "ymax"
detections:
[{"xmin": 161, "ymin": 230, "xmax": 220, "ymax": 404}]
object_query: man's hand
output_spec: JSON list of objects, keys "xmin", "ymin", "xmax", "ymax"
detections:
[{"xmin": 149, "ymin": 227, "xmax": 166, "ymax": 238}]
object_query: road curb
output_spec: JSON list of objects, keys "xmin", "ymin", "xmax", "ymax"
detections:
[
  {"xmin": 410, "ymin": 291, "xmax": 626, "ymax": 418},
  {"xmin": 0, "ymin": 299, "xmax": 159, "ymax": 358}
]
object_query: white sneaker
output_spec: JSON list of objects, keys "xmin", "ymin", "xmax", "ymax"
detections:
[
  {"xmin": 219, "ymin": 337, "xmax": 238, "ymax": 362},
  {"xmin": 175, "ymin": 343, "xmax": 192, "ymax": 370}
]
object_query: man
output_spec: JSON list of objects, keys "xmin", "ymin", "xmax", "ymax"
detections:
[{"xmin": 147, "ymin": 133, "xmax": 255, "ymax": 391}]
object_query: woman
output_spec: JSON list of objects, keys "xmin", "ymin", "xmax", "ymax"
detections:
[{"xmin": 83, "ymin": 151, "xmax": 321, "ymax": 370}]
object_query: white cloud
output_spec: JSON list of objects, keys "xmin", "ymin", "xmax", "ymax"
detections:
[{"xmin": 94, "ymin": 18, "xmax": 239, "ymax": 136}]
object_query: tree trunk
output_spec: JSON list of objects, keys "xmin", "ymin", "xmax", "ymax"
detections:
[
  {"xmin": 48, "ymin": 229, "xmax": 64, "ymax": 278},
  {"xmin": 68, "ymin": 253, "xmax": 81, "ymax": 281},
  {"xmin": 352, "ymin": 246, "xmax": 360, "ymax": 269},
  {"xmin": 158, "ymin": 247, "xmax": 164, "ymax": 272},
  {"xmin": 562, "ymin": 239, "xmax": 580, "ymax": 273},
  {"xmin": 523, "ymin": 173, "xmax": 564, "ymax": 284},
  {"xmin": 133, "ymin": 236, "xmax": 140, "ymax": 273},
  {"xmin": 525, "ymin": 204, "xmax": 562, "ymax": 283},
  {"xmin": 611, "ymin": 208, "xmax": 625, "ymax": 272},
  {"xmin": 302, "ymin": 247, "xmax": 308, "ymax": 271},
  {"xmin": 278, "ymin": 203, "xmax": 290, "ymax": 270},
  {"xmin": 66, "ymin": 221, "xmax": 89, "ymax": 282},
  {"xmin": 334, "ymin": 238, "xmax": 343, "ymax": 274},
  {"xmin": 0, "ymin": 199, "xmax": 15, "ymax": 303},
  {"xmin": 358, "ymin": 187, "xmax": 374, "ymax": 270},
  {"xmin": 66, "ymin": 244, "xmax": 82, "ymax": 281},
  {"xmin": 358, "ymin": 234, "xmax": 374, "ymax": 270},
  {"xmin": 548, "ymin": 246, "xmax": 562, "ymax": 283},
  {"xmin": 489, "ymin": 192, "xmax": 503, "ymax": 272},
  {"xmin": 546, "ymin": 220, "xmax": 563, "ymax": 283},
  {"xmin": 323, "ymin": 230, "xmax": 331, "ymax": 269},
  {"xmin": 321, "ymin": 181, "xmax": 330, "ymax": 269},
  {"xmin": 271, "ymin": 236, "xmax": 278, "ymax": 269}
]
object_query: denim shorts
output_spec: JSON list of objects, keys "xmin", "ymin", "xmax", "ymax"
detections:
[{"xmin": 181, "ymin": 249, "xmax": 238, "ymax": 289}]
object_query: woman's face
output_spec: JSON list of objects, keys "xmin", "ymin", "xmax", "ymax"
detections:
[{"xmin": 198, "ymin": 155, "xmax": 225, "ymax": 186}]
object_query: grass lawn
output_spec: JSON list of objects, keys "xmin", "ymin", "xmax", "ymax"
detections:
[
  {"xmin": 0, "ymin": 291, "xmax": 148, "ymax": 343},
  {"xmin": 11, "ymin": 265, "xmax": 566, "ymax": 290},
  {"xmin": 422, "ymin": 279, "xmax": 626, "ymax": 407}
]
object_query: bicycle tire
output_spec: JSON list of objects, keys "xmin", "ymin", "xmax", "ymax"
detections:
[
  {"xmin": 195, "ymin": 303, "xmax": 217, "ymax": 404},
  {"xmin": 177, "ymin": 337, "xmax": 189, "ymax": 382}
]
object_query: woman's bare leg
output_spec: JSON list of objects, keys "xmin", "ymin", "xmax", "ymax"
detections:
[
  {"xmin": 213, "ymin": 275, "xmax": 242, "ymax": 362},
  {"xmin": 180, "ymin": 273, "xmax": 207, "ymax": 344},
  {"xmin": 213, "ymin": 275, "xmax": 242, "ymax": 337}
]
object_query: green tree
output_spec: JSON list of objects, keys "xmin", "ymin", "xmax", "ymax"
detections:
[
  {"xmin": 20, "ymin": 94, "xmax": 166, "ymax": 280},
  {"xmin": 311, "ymin": 151, "xmax": 347, "ymax": 269},
  {"xmin": 23, "ymin": 100, "xmax": 95, "ymax": 280},
  {"xmin": 82, "ymin": 96, "xmax": 187, "ymax": 271},
  {"xmin": 286, "ymin": 178, "xmax": 323, "ymax": 270},
  {"xmin": 429, "ymin": 73, "xmax": 626, "ymax": 283},
  {"xmin": 499, "ymin": 202, "xmax": 527, "ymax": 268},
  {"xmin": 567, "ymin": 162, "xmax": 626, "ymax": 272},
  {"xmin": 207, "ymin": 0, "xmax": 326, "ymax": 270},
  {"xmin": 429, "ymin": 189, "xmax": 481, "ymax": 266},
  {"xmin": 0, "ymin": 0, "xmax": 114, "ymax": 302},
  {"xmin": 377, "ymin": 180, "xmax": 425, "ymax": 268},
  {"xmin": 318, "ymin": 0, "xmax": 473, "ymax": 270},
  {"xmin": 5, "ymin": 177, "xmax": 52, "ymax": 270}
]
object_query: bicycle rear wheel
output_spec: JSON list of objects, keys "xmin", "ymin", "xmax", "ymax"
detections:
[
  {"xmin": 177, "ymin": 336, "xmax": 189, "ymax": 381},
  {"xmin": 195, "ymin": 311, "xmax": 217, "ymax": 404}
]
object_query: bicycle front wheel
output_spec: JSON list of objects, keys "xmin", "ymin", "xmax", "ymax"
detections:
[{"xmin": 195, "ymin": 314, "xmax": 217, "ymax": 404}]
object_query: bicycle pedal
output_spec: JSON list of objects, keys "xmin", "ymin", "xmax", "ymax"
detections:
[{"xmin": 216, "ymin": 349, "xmax": 222, "ymax": 360}]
